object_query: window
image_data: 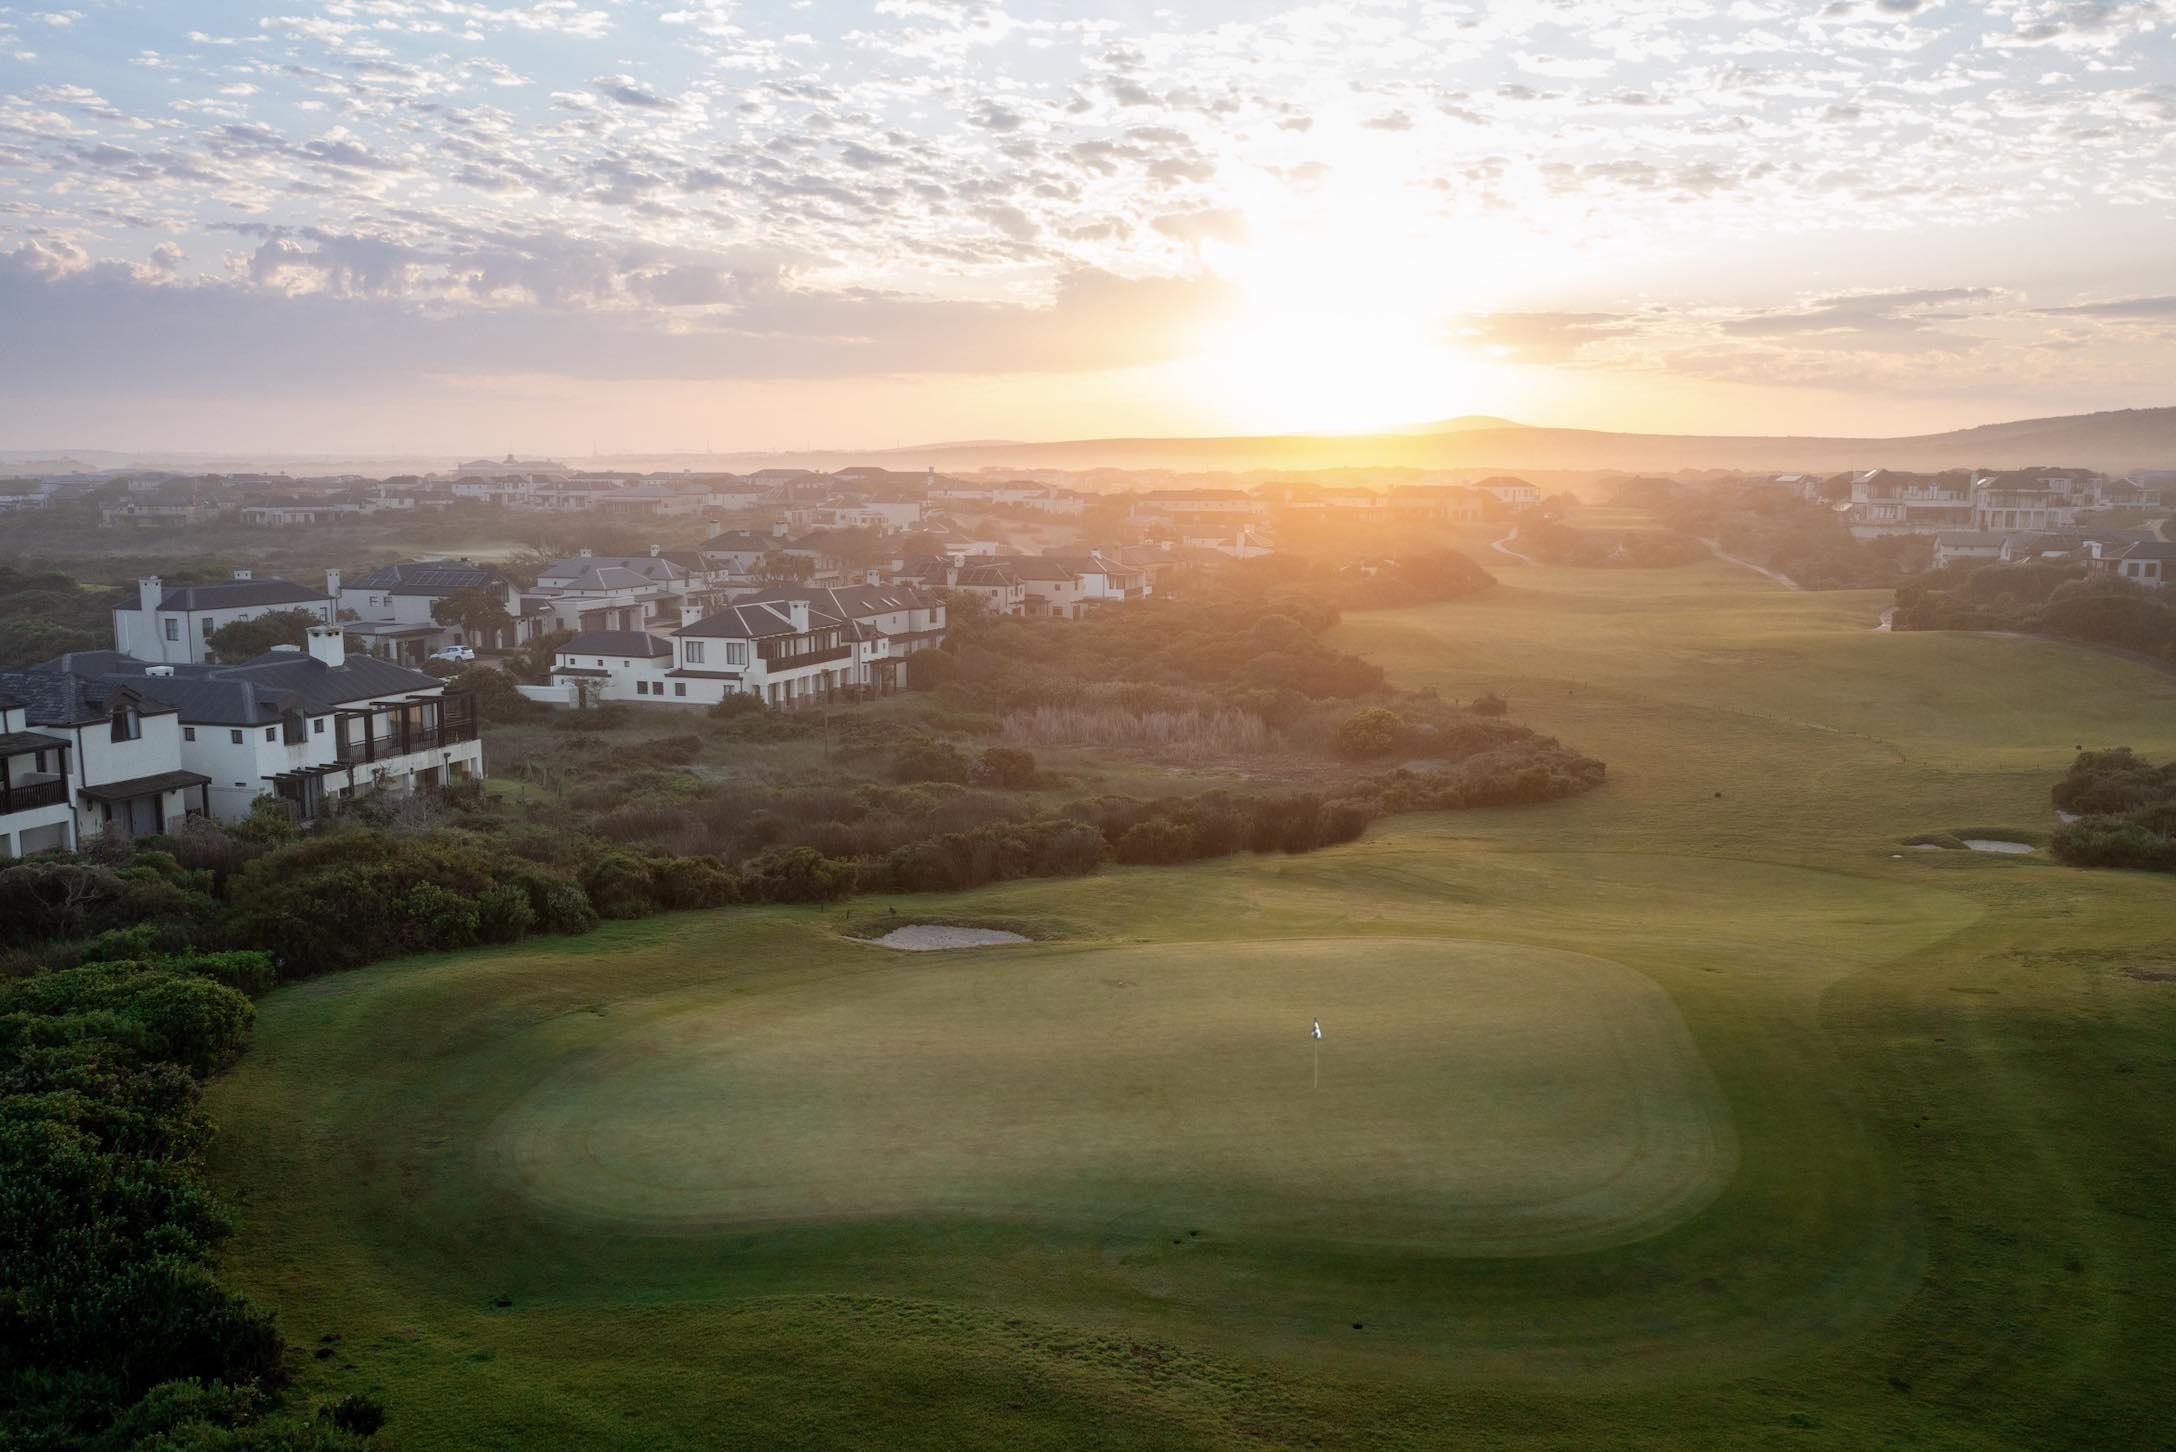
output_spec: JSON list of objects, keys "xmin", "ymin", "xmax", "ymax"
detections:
[
  {"xmin": 674, "ymin": 682, "xmax": 686, "ymax": 697},
  {"xmin": 635, "ymin": 681, "xmax": 649, "ymax": 695},
  {"xmin": 184, "ymin": 727, "xmax": 196, "ymax": 742},
  {"xmin": 109, "ymin": 707, "xmax": 138, "ymax": 743},
  {"xmin": 264, "ymin": 727, "xmax": 276, "ymax": 742},
  {"xmin": 726, "ymin": 641, "xmax": 747, "ymax": 666},
  {"xmin": 163, "ymin": 618, "xmax": 179, "ymax": 641},
  {"xmin": 202, "ymin": 618, "xmax": 214, "ymax": 637},
  {"xmin": 314, "ymin": 717, "xmax": 325, "ymax": 734},
  {"xmin": 230, "ymin": 729, "xmax": 243, "ymax": 745},
  {"xmin": 684, "ymin": 640, "xmax": 706, "ymax": 664}
]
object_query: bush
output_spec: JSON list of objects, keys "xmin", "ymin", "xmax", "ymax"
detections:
[
  {"xmin": 1334, "ymin": 708, "xmax": 1405, "ymax": 760},
  {"xmin": 580, "ymin": 851, "xmax": 662, "ymax": 919},
  {"xmin": 892, "ymin": 736, "xmax": 973, "ymax": 784},
  {"xmin": 742, "ymin": 847, "xmax": 856, "ymax": 903},
  {"xmin": 650, "ymin": 855, "xmax": 741, "ymax": 910},
  {"xmin": 1468, "ymin": 692, "xmax": 1508, "ymax": 716},
  {"xmin": 973, "ymin": 746, "xmax": 1039, "ymax": 789},
  {"xmin": 905, "ymin": 648, "xmax": 959, "ymax": 690}
]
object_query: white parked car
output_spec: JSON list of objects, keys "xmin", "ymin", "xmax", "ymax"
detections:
[{"xmin": 430, "ymin": 645, "xmax": 477, "ymax": 663}]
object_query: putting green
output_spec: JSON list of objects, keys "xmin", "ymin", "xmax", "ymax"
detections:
[{"xmin": 488, "ymin": 938, "xmax": 1733, "ymax": 1255}]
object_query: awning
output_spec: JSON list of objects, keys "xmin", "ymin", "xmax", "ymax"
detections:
[
  {"xmin": 79, "ymin": 769, "xmax": 213, "ymax": 803},
  {"xmin": 0, "ymin": 730, "xmax": 71, "ymax": 757}
]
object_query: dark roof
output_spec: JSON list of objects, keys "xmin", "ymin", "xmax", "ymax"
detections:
[
  {"xmin": 537, "ymin": 556, "xmax": 692, "ymax": 584},
  {"xmin": 349, "ymin": 559, "xmax": 511, "ymax": 596},
  {"xmin": 34, "ymin": 648, "xmax": 444, "ymax": 726},
  {"xmin": 80, "ymin": 769, "xmax": 211, "ymax": 803},
  {"xmin": 560, "ymin": 630, "xmax": 671, "ymax": 657},
  {"xmin": 677, "ymin": 601, "xmax": 843, "ymax": 640},
  {"xmin": 740, "ymin": 584, "xmax": 932, "ymax": 619},
  {"xmin": 151, "ymin": 578, "xmax": 328, "ymax": 611},
  {"xmin": 2114, "ymin": 541, "xmax": 2176, "ymax": 561},
  {"xmin": 0, "ymin": 729, "xmax": 71, "ymax": 758},
  {"xmin": 701, "ymin": 531, "xmax": 771, "ymax": 553}
]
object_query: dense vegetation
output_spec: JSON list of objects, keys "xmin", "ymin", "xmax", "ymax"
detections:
[
  {"xmin": 0, "ymin": 847, "xmax": 379, "ymax": 1448},
  {"xmin": 1894, "ymin": 563, "xmax": 2176, "ymax": 662},
  {"xmin": 1664, "ymin": 483, "xmax": 1931, "ymax": 588},
  {"xmin": 0, "ymin": 564, "xmax": 118, "ymax": 667},
  {"xmin": 2048, "ymin": 748, "xmax": 2176, "ymax": 872},
  {"xmin": 1517, "ymin": 517, "xmax": 1709, "ymax": 569}
]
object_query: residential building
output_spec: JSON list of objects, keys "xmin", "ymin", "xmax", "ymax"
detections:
[
  {"xmin": 668, "ymin": 600, "xmax": 858, "ymax": 707},
  {"xmin": 0, "ymin": 669, "xmax": 209, "ymax": 842},
  {"xmin": 0, "ymin": 696, "xmax": 77, "ymax": 858},
  {"xmin": 740, "ymin": 584, "xmax": 946, "ymax": 690},
  {"xmin": 240, "ymin": 500, "xmax": 365, "ymax": 526},
  {"xmin": 113, "ymin": 572, "xmax": 337, "ymax": 666},
  {"xmin": 100, "ymin": 497, "xmax": 219, "ymax": 528},
  {"xmin": 1390, "ymin": 484, "xmax": 1489, "ymax": 522},
  {"xmin": 547, "ymin": 631, "xmax": 675, "ymax": 703},
  {"xmin": 1475, "ymin": 476, "xmax": 1542, "ymax": 507},
  {"xmin": 2097, "ymin": 541, "xmax": 2174, "ymax": 590},
  {"xmin": 40, "ymin": 627, "xmax": 482, "ymax": 823},
  {"xmin": 342, "ymin": 559, "xmax": 525, "ymax": 663}
]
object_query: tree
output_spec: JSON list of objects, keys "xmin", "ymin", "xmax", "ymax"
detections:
[
  {"xmin": 204, "ymin": 609, "xmax": 320, "ymax": 662},
  {"xmin": 509, "ymin": 627, "xmax": 574, "ymax": 683},
  {"xmin": 1334, "ymin": 708, "xmax": 1405, "ymax": 760},
  {"xmin": 759, "ymin": 550, "xmax": 815, "ymax": 584},
  {"xmin": 431, "ymin": 587, "xmax": 515, "ymax": 649},
  {"xmin": 448, "ymin": 664, "xmax": 539, "ymax": 722}
]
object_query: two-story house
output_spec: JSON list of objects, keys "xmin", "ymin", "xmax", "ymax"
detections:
[
  {"xmin": 0, "ymin": 668, "xmax": 210, "ymax": 842},
  {"xmin": 38, "ymin": 628, "xmax": 481, "ymax": 823},
  {"xmin": 738, "ymin": 585, "xmax": 946, "ymax": 691},
  {"xmin": 0, "ymin": 696, "xmax": 77, "ymax": 858},
  {"xmin": 113, "ymin": 572, "xmax": 337, "ymax": 665},
  {"xmin": 341, "ymin": 558, "xmax": 525, "ymax": 663}
]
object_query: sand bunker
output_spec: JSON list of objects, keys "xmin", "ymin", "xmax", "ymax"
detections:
[
  {"xmin": 866, "ymin": 925, "xmax": 1032, "ymax": 950},
  {"xmin": 1962, "ymin": 839, "xmax": 2033, "ymax": 855}
]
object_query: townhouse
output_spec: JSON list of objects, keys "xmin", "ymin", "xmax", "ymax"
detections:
[
  {"xmin": 113, "ymin": 572, "xmax": 338, "ymax": 666},
  {"xmin": 35, "ymin": 628, "xmax": 481, "ymax": 824},
  {"xmin": 341, "ymin": 558, "xmax": 527, "ymax": 663},
  {"xmin": 0, "ymin": 697, "xmax": 83, "ymax": 858},
  {"xmin": 0, "ymin": 669, "xmax": 209, "ymax": 847},
  {"xmin": 2097, "ymin": 541, "xmax": 2174, "ymax": 590},
  {"xmin": 741, "ymin": 584, "xmax": 947, "ymax": 690}
]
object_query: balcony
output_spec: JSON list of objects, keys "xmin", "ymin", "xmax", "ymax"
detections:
[
  {"xmin": 1, "ymin": 777, "xmax": 68, "ymax": 815},
  {"xmin": 333, "ymin": 692, "xmax": 481, "ymax": 766},
  {"xmin": 757, "ymin": 643, "xmax": 852, "ymax": 672}
]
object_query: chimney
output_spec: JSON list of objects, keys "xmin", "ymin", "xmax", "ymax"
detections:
[
  {"xmin": 787, "ymin": 601, "xmax": 810, "ymax": 632},
  {"xmin": 649, "ymin": 543, "xmax": 662, "ymax": 557},
  {"xmin": 771, "ymin": 522, "xmax": 788, "ymax": 538},
  {"xmin": 578, "ymin": 547, "xmax": 593, "ymax": 559},
  {"xmin": 232, "ymin": 568, "xmax": 253, "ymax": 581},
  {"xmin": 138, "ymin": 575, "xmax": 162, "ymax": 619},
  {"xmin": 326, "ymin": 568, "xmax": 342, "ymax": 597},
  {"xmin": 306, "ymin": 625, "xmax": 346, "ymax": 669}
]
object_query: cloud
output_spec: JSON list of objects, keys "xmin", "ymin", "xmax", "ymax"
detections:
[
  {"xmin": 2036, "ymin": 295, "xmax": 2176, "ymax": 318},
  {"xmin": 591, "ymin": 75, "xmax": 673, "ymax": 109}
]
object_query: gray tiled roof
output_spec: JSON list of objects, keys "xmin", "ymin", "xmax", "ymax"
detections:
[
  {"xmin": 31, "ymin": 647, "xmax": 443, "ymax": 726},
  {"xmin": 560, "ymin": 630, "xmax": 672, "ymax": 657},
  {"xmin": 677, "ymin": 601, "xmax": 843, "ymax": 640},
  {"xmin": 152, "ymin": 579, "xmax": 330, "ymax": 611},
  {"xmin": 349, "ymin": 559, "xmax": 510, "ymax": 595}
]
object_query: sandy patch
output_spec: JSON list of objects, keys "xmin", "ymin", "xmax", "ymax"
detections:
[
  {"xmin": 866, "ymin": 925, "xmax": 1032, "ymax": 951},
  {"xmin": 1962, "ymin": 839, "xmax": 2033, "ymax": 855}
]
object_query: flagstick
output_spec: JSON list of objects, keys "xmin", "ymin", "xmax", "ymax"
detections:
[{"xmin": 1313, "ymin": 1037, "xmax": 1318, "ymax": 1091}]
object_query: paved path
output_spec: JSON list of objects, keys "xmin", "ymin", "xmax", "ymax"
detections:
[
  {"xmin": 1490, "ymin": 528, "xmax": 1536, "ymax": 565},
  {"xmin": 1700, "ymin": 539, "xmax": 1801, "ymax": 590}
]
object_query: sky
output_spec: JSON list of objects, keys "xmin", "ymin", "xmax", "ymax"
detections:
[{"xmin": 0, "ymin": 0, "xmax": 2172, "ymax": 456}]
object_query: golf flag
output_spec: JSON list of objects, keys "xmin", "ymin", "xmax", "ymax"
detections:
[{"xmin": 1311, "ymin": 1018, "xmax": 1322, "ymax": 1040}]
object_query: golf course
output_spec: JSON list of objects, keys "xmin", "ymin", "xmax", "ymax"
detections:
[{"xmin": 204, "ymin": 558, "xmax": 2176, "ymax": 1449}]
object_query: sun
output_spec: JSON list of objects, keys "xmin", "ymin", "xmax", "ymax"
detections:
[{"xmin": 1178, "ymin": 202, "xmax": 1516, "ymax": 434}]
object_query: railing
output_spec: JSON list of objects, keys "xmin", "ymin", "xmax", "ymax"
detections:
[
  {"xmin": 334, "ymin": 716, "xmax": 480, "ymax": 765},
  {"xmin": 0, "ymin": 778, "xmax": 69, "ymax": 814},
  {"xmin": 757, "ymin": 643, "xmax": 852, "ymax": 671}
]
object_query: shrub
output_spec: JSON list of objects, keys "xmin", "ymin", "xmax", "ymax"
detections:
[
  {"xmin": 650, "ymin": 855, "xmax": 741, "ymax": 910},
  {"xmin": 973, "ymin": 746, "xmax": 1039, "ymax": 789},
  {"xmin": 905, "ymin": 648, "xmax": 959, "ymax": 690},
  {"xmin": 580, "ymin": 851, "xmax": 662, "ymax": 919},
  {"xmin": 1468, "ymin": 692, "xmax": 1509, "ymax": 716},
  {"xmin": 742, "ymin": 847, "xmax": 856, "ymax": 903},
  {"xmin": 1334, "ymin": 708, "xmax": 1405, "ymax": 759},
  {"xmin": 892, "ymin": 735, "xmax": 973, "ymax": 784}
]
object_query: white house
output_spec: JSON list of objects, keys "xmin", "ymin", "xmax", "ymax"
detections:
[
  {"xmin": 342, "ymin": 558, "xmax": 525, "ymax": 663},
  {"xmin": 1475, "ymin": 476, "xmax": 1542, "ymax": 507},
  {"xmin": 548, "ymin": 631, "xmax": 675, "ymax": 703},
  {"xmin": 740, "ymin": 585, "xmax": 946, "ymax": 690},
  {"xmin": 114, "ymin": 572, "xmax": 337, "ymax": 666},
  {"xmin": 0, "ymin": 697, "xmax": 78, "ymax": 858},
  {"xmin": 2097, "ymin": 541, "xmax": 2173, "ymax": 590},
  {"xmin": 37, "ymin": 628, "xmax": 482, "ymax": 824}
]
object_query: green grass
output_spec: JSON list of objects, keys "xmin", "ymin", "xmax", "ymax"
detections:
[{"xmin": 204, "ymin": 557, "xmax": 2176, "ymax": 1449}]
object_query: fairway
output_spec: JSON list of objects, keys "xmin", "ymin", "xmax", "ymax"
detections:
[
  {"xmin": 491, "ymin": 939, "xmax": 1731, "ymax": 1252},
  {"xmin": 203, "ymin": 555, "xmax": 2176, "ymax": 1451}
]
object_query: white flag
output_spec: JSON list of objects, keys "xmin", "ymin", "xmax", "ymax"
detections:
[{"xmin": 1311, "ymin": 1018, "xmax": 1322, "ymax": 1040}]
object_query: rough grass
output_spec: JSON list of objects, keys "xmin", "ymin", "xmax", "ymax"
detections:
[
  {"xmin": 999, "ymin": 704, "xmax": 1272, "ymax": 757},
  {"xmin": 203, "ymin": 555, "xmax": 2176, "ymax": 1451}
]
